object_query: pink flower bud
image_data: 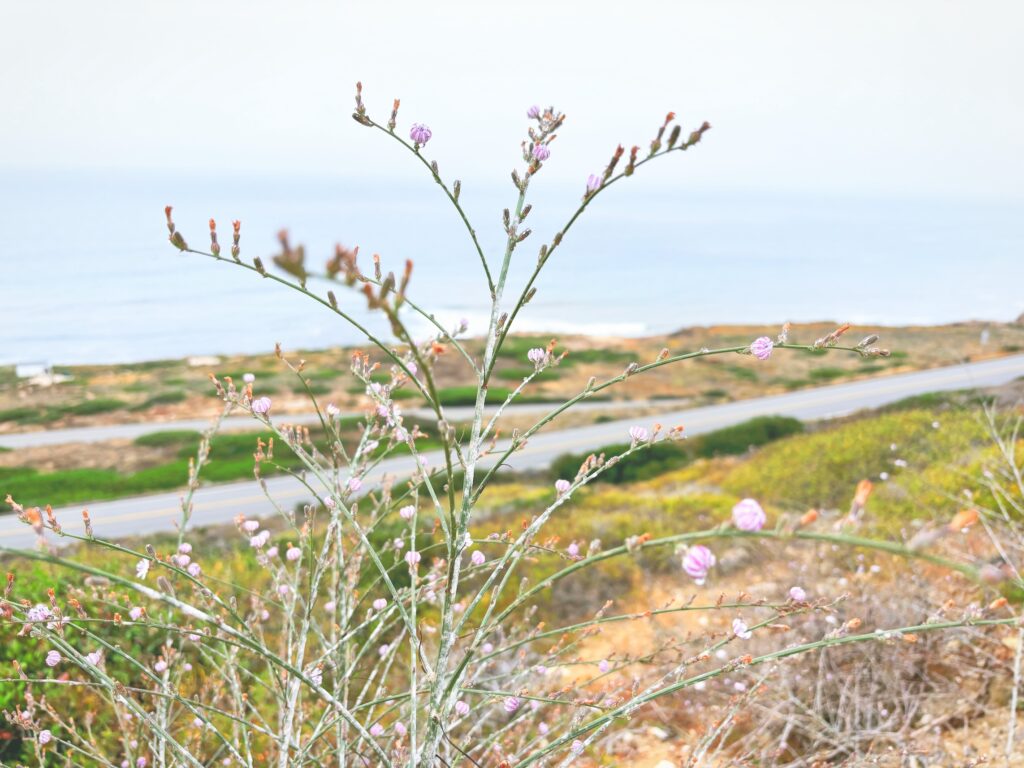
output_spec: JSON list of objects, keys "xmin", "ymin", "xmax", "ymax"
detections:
[
  {"xmin": 527, "ymin": 105, "xmax": 541, "ymax": 119},
  {"xmin": 732, "ymin": 618, "xmax": 752, "ymax": 639},
  {"xmin": 470, "ymin": 550, "xmax": 486, "ymax": 566},
  {"xmin": 455, "ymin": 700, "xmax": 470, "ymax": 716},
  {"xmin": 504, "ymin": 696, "xmax": 520, "ymax": 713},
  {"xmin": 532, "ymin": 144, "xmax": 551, "ymax": 162},
  {"xmin": 372, "ymin": 598, "xmax": 387, "ymax": 611},
  {"xmin": 399, "ymin": 505, "xmax": 415, "ymax": 520},
  {"xmin": 39, "ymin": 730, "xmax": 52, "ymax": 745},
  {"xmin": 409, "ymin": 123, "xmax": 432, "ymax": 145},
  {"xmin": 788, "ymin": 586, "xmax": 807, "ymax": 601},
  {"xmin": 628, "ymin": 426, "xmax": 649, "ymax": 444},
  {"xmin": 554, "ymin": 479, "xmax": 570, "ymax": 495},
  {"xmin": 682, "ymin": 545, "xmax": 716, "ymax": 585},
  {"xmin": 749, "ymin": 336, "xmax": 774, "ymax": 360},
  {"xmin": 586, "ymin": 174, "xmax": 602, "ymax": 193},
  {"xmin": 45, "ymin": 650, "xmax": 61, "ymax": 667},
  {"xmin": 732, "ymin": 498, "xmax": 766, "ymax": 531},
  {"xmin": 251, "ymin": 396, "xmax": 272, "ymax": 415},
  {"xmin": 405, "ymin": 550, "xmax": 421, "ymax": 568}
]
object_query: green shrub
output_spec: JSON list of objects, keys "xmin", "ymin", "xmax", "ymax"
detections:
[
  {"xmin": 133, "ymin": 430, "xmax": 203, "ymax": 447},
  {"xmin": 807, "ymin": 366, "xmax": 846, "ymax": 381},
  {"xmin": 63, "ymin": 398, "xmax": 127, "ymax": 416},
  {"xmin": 131, "ymin": 390, "xmax": 187, "ymax": 410},
  {"xmin": 550, "ymin": 415, "xmax": 804, "ymax": 485}
]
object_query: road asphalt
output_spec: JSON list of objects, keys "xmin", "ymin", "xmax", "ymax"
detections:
[{"xmin": 1, "ymin": 353, "xmax": 1022, "ymax": 549}]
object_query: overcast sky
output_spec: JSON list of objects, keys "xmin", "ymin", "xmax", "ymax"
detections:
[{"xmin": 2, "ymin": 1, "xmax": 1022, "ymax": 201}]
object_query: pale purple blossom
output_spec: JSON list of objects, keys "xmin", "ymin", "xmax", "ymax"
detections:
[
  {"xmin": 45, "ymin": 650, "xmax": 61, "ymax": 667},
  {"xmin": 177, "ymin": 542, "xmax": 192, "ymax": 554},
  {"xmin": 749, "ymin": 336, "xmax": 774, "ymax": 361},
  {"xmin": 187, "ymin": 563, "xmax": 201, "ymax": 577},
  {"xmin": 682, "ymin": 545, "xmax": 716, "ymax": 585},
  {"xmin": 504, "ymin": 696, "xmax": 521, "ymax": 713},
  {"xmin": 554, "ymin": 479, "xmax": 571, "ymax": 496},
  {"xmin": 86, "ymin": 650, "xmax": 102, "ymax": 666},
  {"xmin": 598, "ymin": 659, "xmax": 610, "ymax": 673},
  {"xmin": 277, "ymin": 584, "xmax": 290, "ymax": 596},
  {"xmin": 27, "ymin": 604, "xmax": 52, "ymax": 623},
  {"xmin": 242, "ymin": 373, "xmax": 255, "ymax": 384},
  {"xmin": 788, "ymin": 586, "xmax": 807, "ymax": 601},
  {"xmin": 370, "ymin": 723, "xmax": 385, "ymax": 737},
  {"xmin": 265, "ymin": 546, "xmax": 278, "ymax": 558},
  {"xmin": 129, "ymin": 606, "xmax": 143, "ymax": 621},
  {"xmin": 586, "ymin": 173, "xmax": 602, "ymax": 193},
  {"xmin": 409, "ymin": 123, "xmax": 432, "ymax": 145},
  {"xmin": 174, "ymin": 553, "xmax": 191, "ymax": 567},
  {"xmin": 399, "ymin": 505, "xmax": 416, "ymax": 520},
  {"xmin": 378, "ymin": 644, "xmax": 390, "ymax": 657},
  {"xmin": 324, "ymin": 600, "xmax": 336, "ymax": 613},
  {"xmin": 251, "ymin": 396, "xmax": 272, "ymax": 415},
  {"xmin": 532, "ymin": 144, "xmax": 551, "ymax": 161},
  {"xmin": 393, "ymin": 537, "xmax": 405, "ymax": 549},
  {"xmin": 527, "ymin": 105, "xmax": 541, "ymax": 119},
  {"xmin": 538, "ymin": 722, "xmax": 549, "ymax": 735},
  {"xmin": 571, "ymin": 740, "xmax": 585, "ymax": 755},
  {"xmin": 733, "ymin": 618, "xmax": 752, "ymax": 640},
  {"xmin": 242, "ymin": 520, "xmax": 260, "ymax": 533},
  {"xmin": 567, "ymin": 541, "xmax": 580, "ymax": 558},
  {"xmin": 250, "ymin": 530, "xmax": 270, "ymax": 548},
  {"xmin": 482, "ymin": 642, "xmax": 494, "ymax": 653},
  {"xmin": 137, "ymin": 758, "xmax": 148, "ymax": 768},
  {"xmin": 455, "ymin": 700, "xmax": 470, "ymax": 716},
  {"xmin": 286, "ymin": 546, "xmax": 302, "ymax": 562},
  {"xmin": 326, "ymin": 402, "xmax": 340, "ymax": 417},
  {"xmin": 527, "ymin": 347, "xmax": 548, "ymax": 366},
  {"xmin": 38, "ymin": 730, "xmax": 52, "ymax": 745},
  {"xmin": 405, "ymin": 550, "xmax": 422, "ymax": 568},
  {"xmin": 732, "ymin": 498, "xmax": 766, "ymax": 531},
  {"xmin": 395, "ymin": 721, "xmax": 407, "ymax": 737},
  {"xmin": 371, "ymin": 598, "xmax": 387, "ymax": 611},
  {"xmin": 154, "ymin": 659, "xmax": 168, "ymax": 673},
  {"xmin": 347, "ymin": 477, "xmax": 363, "ymax": 494},
  {"xmin": 628, "ymin": 425, "xmax": 649, "ymax": 444},
  {"xmin": 136, "ymin": 559, "xmax": 150, "ymax": 579}
]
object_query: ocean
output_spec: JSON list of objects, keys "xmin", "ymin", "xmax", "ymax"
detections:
[{"xmin": 2, "ymin": 168, "xmax": 1022, "ymax": 366}]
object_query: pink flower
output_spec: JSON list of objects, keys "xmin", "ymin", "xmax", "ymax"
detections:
[
  {"xmin": 682, "ymin": 545, "xmax": 716, "ymax": 585},
  {"xmin": 749, "ymin": 336, "xmax": 774, "ymax": 361},
  {"xmin": 732, "ymin": 498, "xmax": 766, "ymax": 531},
  {"xmin": 242, "ymin": 373, "xmax": 255, "ymax": 384},
  {"xmin": 586, "ymin": 174, "xmax": 602, "ymax": 193},
  {"xmin": 628, "ymin": 426, "xmax": 649, "ymax": 444},
  {"xmin": 137, "ymin": 759, "xmax": 147, "ymax": 768},
  {"xmin": 187, "ymin": 562, "xmax": 201, "ymax": 577},
  {"xmin": 532, "ymin": 144, "xmax": 551, "ymax": 161},
  {"xmin": 326, "ymin": 403, "xmax": 340, "ymax": 417},
  {"xmin": 788, "ymin": 586, "xmax": 807, "ymax": 601},
  {"xmin": 242, "ymin": 520, "xmax": 260, "ymax": 533},
  {"xmin": 347, "ymin": 477, "xmax": 363, "ymax": 494},
  {"xmin": 129, "ymin": 606, "xmax": 143, "ymax": 621},
  {"xmin": 538, "ymin": 722, "xmax": 549, "ymax": 735},
  {"xmin": 571, "ymin": 739, "xmax": 585, "ymax": 755},
  {"xmin": 409, "ymin": 123, "xmax": 432, "ymax": 145},
  {"xmin": 286, "ymin": 546, "xmax": 302, "ymax": 562},
  {"xmin": 504, "ymin": 696, "xmax": 520, "ymax": 713},
  {"xmin": 265, "ymin": 546, "xmax": 279, "ymax": 558},
  {"xmin": 378, "ymin": 644, "xmax": 390, "ymax": 657},
  {"xmin": 598, "ymin": 659, "xmax": 610, "ymax": 673},
  {"xmin": 250, "ymin": 530, "xmax": 270, "ymax": 548},
  {"xmin": 277, "ymin": 584, "xmax": 290, "ymax": 596},
  {"xmin": 567, "ymin": 542, "xmax": 580, "ymax": 558},
  {"xmin": 372, "ymin": 598, "xmax": 387, "ymax": 611},
  {"xmin": 732, "ymin": 618, "xmax": 752, "ymax": 639},
  {"xmin": 527, "ymin": 105, "xmax": 541, "ymax": 119},
  {"xmin": 154, "ymin": 659, "xmax": 168, "ymax": 673},
  {"xmin": 370, "ymin": 723, "xmax": 385, "ymax": 737},
  {"xmin": 38, "ymin": 730, "xmax": 52, "ymax": 745},
  {"xmin": 27, "ymin": 604, "xmax": 52, "ymax": 623},
  {"xmin": 324, "ymin": 600, "xmax": 336, "ymax": 613},
  {"xmin": 45, "ymin": 650, "xmax": 61, "ymax": 667},
  {"xmin": 251, "ymin": 396, "xmax": 272, "ymax": 415},
  {"xmin": 470, "ymin": 550, "xmax": 486, "ymax": 566},
  {"xmin": 86, "ymin": 650, "xmax": 102, "ymax": 666},
  {"xmin": 178, "ymin": 542, "xmax": 192, "ymax": 554},
  {"xmin": 454, "ymin": 700, "xmax": 470, "ymax": 716},
  {"xmin": 395, "ymin": 721, "xmax": 407, "ymax": 737},
  {"xmin": 527, "ymin": 347, "xmax": 548, "ymax": 366},
  {"xmin": 136, "ymin": 559, "xmax": 150, "ymax": 579},
  {"xmin": 399, "ymin": 505, "xmax": 416, "ymax": 520},
  {"xmin": 554, "ymin": 479, "xmax": 571, "ymax": 496},
  {"xmin": 405, "ymin": 550, "xmax": 421, "ymax": 568}
]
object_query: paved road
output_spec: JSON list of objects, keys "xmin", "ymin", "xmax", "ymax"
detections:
[
  {"xmin": 2, "ymin": 354, "xmax": 1022, "ymax": 549},
  {"xmin": 0, "ymin": 399, "xmax": 690, "ymax": 449}
]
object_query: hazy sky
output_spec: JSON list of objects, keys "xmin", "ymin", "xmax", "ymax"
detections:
[{"xmin": 2, "ymin": 1, "xmax": 1022, "ymax": 201}]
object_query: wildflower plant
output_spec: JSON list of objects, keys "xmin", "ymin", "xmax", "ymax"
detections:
[{"xmin": 1, "ymin": 83, "xmax": 1019, "ymax": 766}]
